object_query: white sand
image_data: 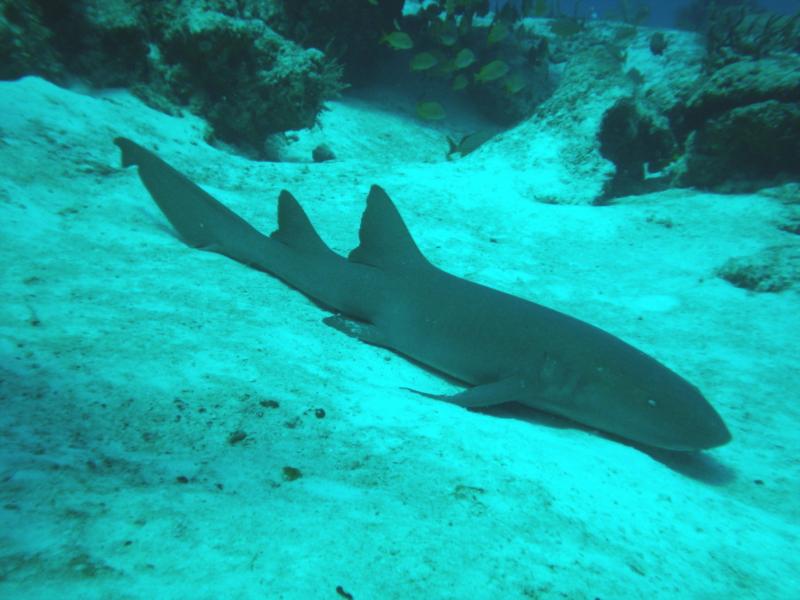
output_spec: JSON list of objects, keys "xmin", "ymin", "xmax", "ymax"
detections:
[{"xmin": 0, "ymin": 76, "xmax": 798, "ymax": 599}]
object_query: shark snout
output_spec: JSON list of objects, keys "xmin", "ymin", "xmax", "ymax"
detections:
[
  {"xmin": 686, "ymin": 408, "xmax": 732, "ymax": 450},
  {"xmin": 659, "ymin": 391, "xmax": 732, "ymax": 451}
]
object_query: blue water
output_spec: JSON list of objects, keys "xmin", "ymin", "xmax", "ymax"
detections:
[{"xmin": 492, "ymin": 0, "xmax": 800, "ymax": 26}]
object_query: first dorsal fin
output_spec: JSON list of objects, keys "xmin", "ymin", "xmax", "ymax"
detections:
[
  {"xmin": 348, "ymin": 185, "xmax": 429, "ymax": 271},
  {"xmin": 270, "ymin": 190, "xmax": 331, "ymax": 256}
]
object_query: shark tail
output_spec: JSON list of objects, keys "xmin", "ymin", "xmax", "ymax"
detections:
[
  {"xmin": 114, "ymin": 137, "xmax": 269, "ymax": 266},
  {"xmin": 116, "ymin": 137, "xmax": 383, "ymax": 320}
]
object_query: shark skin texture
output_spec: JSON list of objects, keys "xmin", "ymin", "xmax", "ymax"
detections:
[{"xmin": 114, "ymin": 137, "xmax": 731, "ymax": 451}]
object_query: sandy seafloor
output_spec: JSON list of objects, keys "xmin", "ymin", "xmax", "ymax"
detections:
[{"xmin": 0, "ymin": 76, "xmax": 798, "ymax": 599}]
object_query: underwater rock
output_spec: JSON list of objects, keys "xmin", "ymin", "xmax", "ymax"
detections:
[
  {"xmin": 0, "ymin": 0, "xmax": 61, "ymax": 80},
  {"xmin": 621, "ymin": 26, "xmax": 706, "ymax": 123},
  {"xmin": 676, "ymin": 0, "xmax": 761, "ymax": 33},
  {"xmin": 683, "ymin": 56, "xmax": 800, "ymax": 129},
  {"xmin": 270, "ymin": 0, "xmax": 404, "ymax": 84},
  {"xmin": 65, "ymin": 0, "xmax": 149, "ymax": 87},
  {"xmin": 717, "ymin": 245, "xmax": 800, "ymax": 293},
  {"xmin": 702, "ymin": 5, "xmax": 800, "ymax": 71},
  {"xmin": 511, "ymin": 38, "xmax": 631, "ymax": 203},
  {"xmin": 480, "ymin": 19, "xmax": 696, "ymax": 203},
  {"xmin": 649, "ymin": 32, "xmax": 668, "ymax": 56},
  {"xmin": 0, "ymin": 0, "xmax": 344, "ymax": 157},
  {"xmin": 156, "ymin": 4, "xmax": 343, "ymax": 153},
  {"xmin": 496, "ymin": 20, "xmax": 703, "ymax": 203},
  {"xmin": 598, "ymin": 98, "xmax": 677, "ymax": 198},
  {"xmin": 674, "ymin": 55, "xmax": 800, "ymax": 190},
  {"xmin": 312, "ymin": 144, "xmax": 335, "ymax": 162},
  {"xmin": 0, "ymin": 0, "xmax": 148, "ymax": 86},
  {"xmin": 681, "ymin": 100, "xmax": 800, "ymax": 190}
]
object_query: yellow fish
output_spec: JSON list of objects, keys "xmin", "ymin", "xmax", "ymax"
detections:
[
  {"xmin": 474, "ymin": 59, "xmax": 509, "ymax": 83},
  {"xmin": 381, "ymin": 31, "xmax": 413, "ymax": 50},
  {"xmin": 416, "ymin": 101, "xmax": 446, "ymax": 121},
  {"xmin": 452, "ymin": 74, "xmax": 469, "ymax": 91},
  {"xmin": 503, "ymin": 73, "xmax": 526, "ymax": 94},
  {"xmin": 439, "ymin": 19, "xmax": 459, "ymax": 47},
  {"xmin": 454, "ymin": 48, "xmax": 475, "ymax": 69},
  {"xmin": 487, "ymin": 22, "xmax": 509, "ymax": 45},
  {"xmin": 436, "ymin": 59, "xmax": 459, "ymax": 75},
  {"xmin": 410, "ymin": 52, "xmax": 439, "ymax": 71}
]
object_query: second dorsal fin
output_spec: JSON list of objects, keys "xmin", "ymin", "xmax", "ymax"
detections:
[{"xmin": 270, "ymin": 190, "xmax": 331, "ymax": 256}]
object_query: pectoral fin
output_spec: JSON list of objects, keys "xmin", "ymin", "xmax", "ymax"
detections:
[
  {"xmin": 404, "ymin": 375, "xmax": 531, "ymax": 409},
  {"xmin": 322, "ymin": 315, "xmax": 388, "ymax": 346}
]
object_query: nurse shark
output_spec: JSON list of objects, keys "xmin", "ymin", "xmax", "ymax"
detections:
[{"xmin": 114, "ymin": 137, "xmax": 731, "ymax": 451}]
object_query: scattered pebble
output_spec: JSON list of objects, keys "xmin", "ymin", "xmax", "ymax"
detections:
[
  {"xmin": 312, "ymin": 144, "xmax": 335, "ymax": 162},
  {"xmin": 282, "ymin": 466, "xmax": 302, "ymax": 481},
  {"xmin": 228, "ymin": 430, "xmax": 247, "ymax": 445},
  {"xmin": 335, "ymin": 585, "xmax": 354, "ymax": 600}
]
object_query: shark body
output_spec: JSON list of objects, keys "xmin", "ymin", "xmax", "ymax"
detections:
[{"xmin": 115, "ymin": 137, "xmax": 731, "ymax": 451}]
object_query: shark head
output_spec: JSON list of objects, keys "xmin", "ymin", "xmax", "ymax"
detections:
[
  {"xmin": 537, "ymin": 332, "xmax": 732, "ymax": 451},
  {"xmin": 563, "ymin": 345, "xmax": 732, "ymax": 451}
]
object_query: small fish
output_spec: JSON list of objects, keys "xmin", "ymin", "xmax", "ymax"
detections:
[
  {"xmin": 381, "ymin": 31, "xmax": 414, "ymax": 50},
  {"xmin": 416, "ymin": 100, "xmax": 446, "ymax": 121},
  {"xmin": 474, "ymin": 59, "xmax": 509, "ymax": 83},
  {"xmin": 436, "ymin": 59, "xmax": 459, "ymax": 75},
  {"xmin": 487, "ymin": 21, "xmax": 509, "ymax": 45},
  {"xmin": 410, "ymin": 52, "xmax": 439, "ymax": 71},
  {"xmin": 503, "ymin": 72, "xmax": 526, "ymax": 94},
  {"xmin": 447, "ymin": 130, "xmax": 495, "ymax": 158},
  {"xmin": 451, "ymin": 74, "xmax": 469, "ymax": 91},
  {"xmin": 454, "ymin": 48, "xmax": 476, "ymax": 69},
  {"xmin": 649, "ymin": 32, "xmax": 668, "ymax": 56},
  {"xmin": 440, "ymin": 32, "xmax": 459, "ymax": 47},
  {"xmin": 439, "ymin": 19, "xmax": 459, "ymax": 47}
]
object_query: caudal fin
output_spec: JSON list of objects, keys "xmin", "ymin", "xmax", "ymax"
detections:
[
  {"xmin": 114, "ymin": 137, "xmax": 269, "ymax": 266},
  {"xmin": 348, "ymin": 185, "xmax": 430, "ymax": 271},
  {"xmin": 117, "ymin": 137, "xmax": 379, "ymax": 318}
]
